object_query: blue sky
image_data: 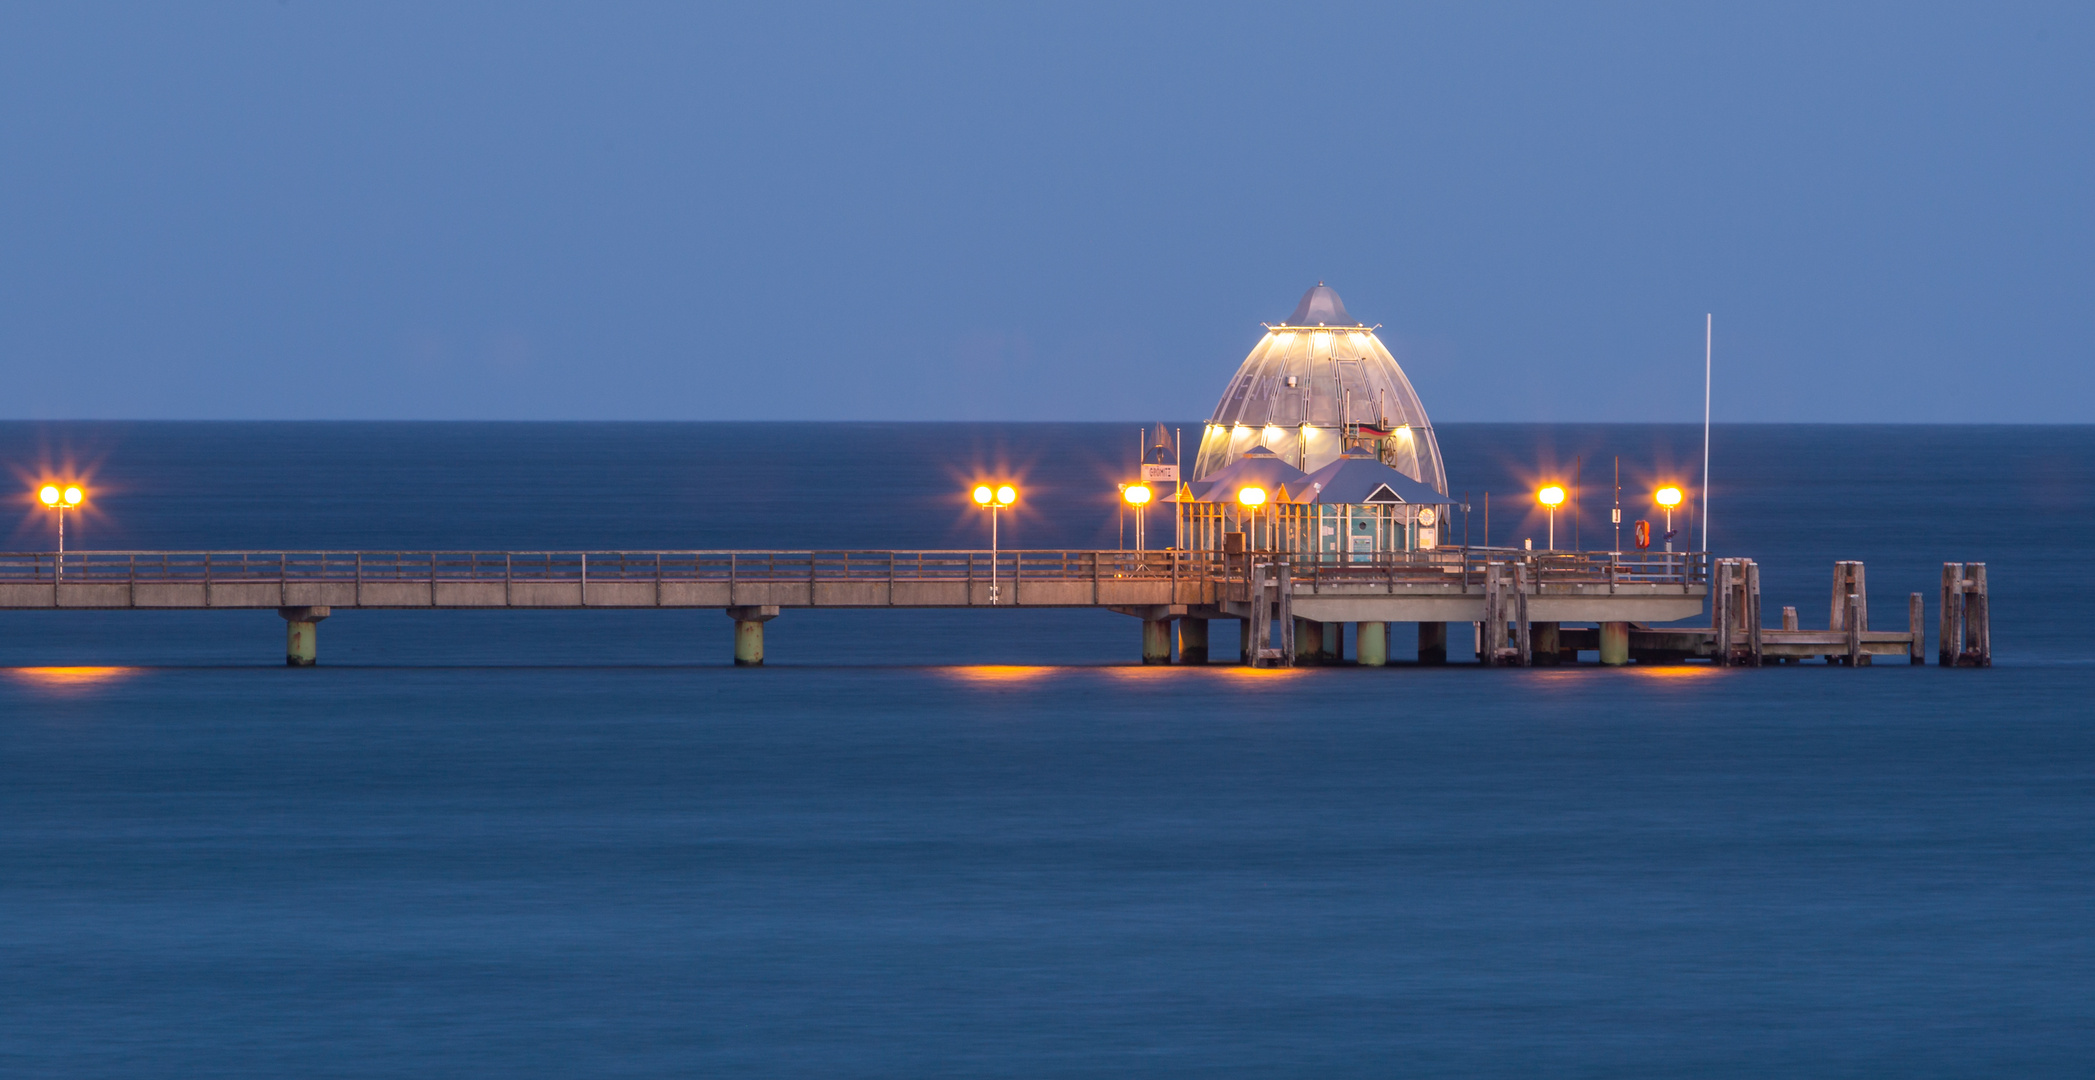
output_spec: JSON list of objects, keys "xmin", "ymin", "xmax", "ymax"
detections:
[{"xmin": 1, "ymin": 3, "xmax": 2089, "ymax": 422}]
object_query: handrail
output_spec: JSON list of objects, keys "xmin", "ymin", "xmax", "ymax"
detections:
[{"xmin": 0, "ymin": 548, "xmax": 1709, "ymax": 588}]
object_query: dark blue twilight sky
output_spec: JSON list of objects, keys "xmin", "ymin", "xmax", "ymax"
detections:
[{"xmin": 0, "ymin": 3, "xmax": 2089, "ymax": 423}]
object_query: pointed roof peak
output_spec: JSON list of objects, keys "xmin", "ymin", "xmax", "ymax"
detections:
[{"xmin": 1286, "ymin": 282, "xmax": 1357, "ymax": 327}]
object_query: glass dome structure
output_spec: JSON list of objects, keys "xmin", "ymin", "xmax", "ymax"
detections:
[{"xmin": 1191, "ymin": 283, "xmax": 1447, "ymax": 494}]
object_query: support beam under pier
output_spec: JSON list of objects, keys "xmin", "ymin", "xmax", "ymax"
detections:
[
  {"xmin": 1532, "ymin": 622, "xmax": 1561, "ymax": 666},
  {"xmin": 279, "ymin": 606, "xmax": 330, "ymax": 667},
  {"xmin": 1599, "ymin": 621, "xmax": 1629, "ymax": 666},
  {"xmin": 1356, "ymin": 622, "xmax": 1387, "ymax": 667},
  {"xmin": 1294, "ymin": 618, "xmax": 1321, "ymax": 666},
  {"xmin": 726, "ymin": 605, "xmax": 779, "ymax": 666},
  {"xmin": 1417, "ymin": 622, "xmax": 1447, "ymax": 665},
  {"xmin": 1142, "ymin": 619, "xmax": 1173, "ymax": 665},
  {"xmin": 1178, "ymin": 619, "xmax": 1209, "ymax": 665}
]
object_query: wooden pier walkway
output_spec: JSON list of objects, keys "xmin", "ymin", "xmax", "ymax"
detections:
[
  {"xmin": 0, "ymin": 548, "xmax": 1704, "ymax": 615},
  {"xmin": 0, "ymin": 549, "xmax": 1987, "ymax": 669}
]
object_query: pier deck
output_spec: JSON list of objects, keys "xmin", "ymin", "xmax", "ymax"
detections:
[
  {"xmin": 0, "ymin": 549, "xmax": 1986, "ymax": 669},
  {"xmin": 0, "ymin": 548, "xmax": 1704, "ymax": 619}
]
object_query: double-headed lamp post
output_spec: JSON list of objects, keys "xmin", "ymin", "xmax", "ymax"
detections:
[
  {"xmin": 972, "ymin": 483, "xmax": 1017, "ymax": 603},
  {"xmin": 39, "ymin": 484, "xmax": 84, "ymax": 583},
  {"xmin": 1237, "ymin": 485, "xmax": 1267, "ymax": 550},
  {"xmin": 1655, "ymin": 486, "xmax": 1683, "ymax": 552},
  {"xmin": 1537, "ymin": 485, "xmax": 1565, "ymax": 551},
  {"xmin": 1123, "ymin": 483, "xmax": 1152, "ymax": 552}
]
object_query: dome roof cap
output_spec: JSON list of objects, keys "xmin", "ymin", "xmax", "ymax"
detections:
[{"xmin": 1285, "ymin": 282, "xmax": 1357, "ymax": 326}]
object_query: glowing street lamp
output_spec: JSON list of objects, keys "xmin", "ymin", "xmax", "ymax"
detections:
[
  {"xmin": 1655, "ymin": 486, "xmax": 1683, "ymax": 552},
  {"xmin": 1237, "ymin": 485, "xmax": 1267, "ymax": 550},
  {"xmin": 1537, "ymin": 485, "xmax": 1565, "ymax": 550},
  {"xmin": 972, "ymin": 483, "xmax": 1018, "ymax": 603},
  {"xmin": 38, "ymin": 483, "xmax": 84, "ymax": 581},
  {"xmin": 1122, "ymin": 483, "xmax": 1153, "ymax": 552}
]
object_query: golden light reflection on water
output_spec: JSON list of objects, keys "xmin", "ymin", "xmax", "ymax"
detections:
[
  {"xmin": 1098, "ymin": 664, "xmax": 1187, "ymax": 682},
  {"xmin": 944, "ymin": 665, "xmax": 1057, "ymax": 684},
  {"xmin": 1623, "ymin": 664, "xmax": 1720, "ymax": 680},
  {"xmin": 1211, "ymin": 665, "xmax": 1312, "ymax": 683},
  {"xmin": 6, "ymin": 666, "xmax": 139, "ymax": 692}
]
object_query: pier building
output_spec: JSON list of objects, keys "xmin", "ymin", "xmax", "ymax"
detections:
[{"xmin": 1176, "ymin": 444, "xmax": 1451, "ymax": 557}]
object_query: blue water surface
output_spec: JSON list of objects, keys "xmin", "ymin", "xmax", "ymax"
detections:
[{"xmin": 0, "ymin": 422, "xmax": 2090, "ymax": 1077}]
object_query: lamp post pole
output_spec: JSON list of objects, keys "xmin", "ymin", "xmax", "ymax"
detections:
[
  {"xmin": 1538, "ymin": 486, "xmax": 1565, "ymax": 552},
  {"xmin": 973, "ymin": 484, "xmax": 1017, "ymax": 604},
  {"xmin": 39, "ymin": 484, "xmax": 83, "ymax": 582},
  {"xmin": 1655, "ymin": 487, "xmax": 1683, "ymax": 554},
  {"xmin": 1123, "ymin": 484, "xmax": 1153, "ymax": 553}
]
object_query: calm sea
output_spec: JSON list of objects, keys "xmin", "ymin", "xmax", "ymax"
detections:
[{"xmin": 1, "ymin": 422, "xmax": 2090, "ymax": 1077}]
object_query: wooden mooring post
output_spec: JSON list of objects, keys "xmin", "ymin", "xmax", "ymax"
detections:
[
  {"xmin": 1939, "ymin": 563, "xmax": 1991, "ymax": 667},
  {"xmin": 1512, "ymin": 561, "xmax": 1532, "ymax": 667},
  {"xmin": 1830, "ymin": 561, "xmax": 1869, "ymax": 667},
  {"xmin": 1481, "ymin": 561, "xmax": 1505, "ymax": 665},
  {"xmin": 1246, "ymin": 559, "xmax": 1295, "ymax": 668},
  {"xmin": 1479, "ymin": 560, "xmax": 1528, "ymax": 667},
  {"xmin": 1710, "ymin": 558, "xmax": 1764, "ymax": 666}
]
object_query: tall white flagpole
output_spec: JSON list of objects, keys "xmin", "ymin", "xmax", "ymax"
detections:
[{"xmin": 1701, "ymin": 313, "xmax": 1712, "ymax": 552}]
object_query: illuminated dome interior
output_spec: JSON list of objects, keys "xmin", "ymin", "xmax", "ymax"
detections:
[{"xmin": 1191, "ymin": 283, "xmax": 1446, "ymax": 493}]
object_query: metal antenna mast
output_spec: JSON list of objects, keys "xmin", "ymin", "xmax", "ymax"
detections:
[{"xmin": 1702, "ymin": 314, "xmax": 1712, "ymax": 553}]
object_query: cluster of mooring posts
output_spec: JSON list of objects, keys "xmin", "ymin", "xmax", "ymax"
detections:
[
  {"xmin": 1214, "ymin": 552, "xmax": 1987, "ymax": 669},
  {"xmin": 0, "ymin": 548, "xmax": 1988, "ymax": 668}
]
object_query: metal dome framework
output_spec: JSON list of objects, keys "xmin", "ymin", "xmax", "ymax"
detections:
[{"xmin": 1192, "ymin": 283, "xmax": 1447, "ymax": 495}]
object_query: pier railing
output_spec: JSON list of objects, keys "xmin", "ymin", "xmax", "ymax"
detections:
[
  {"xmin": 1279, "ymin": 548, "xmax": 1706, "ymax": 592},
  {"xmin": 0, "ymin": 548, "xmax": 1707, "ymax": 589}
]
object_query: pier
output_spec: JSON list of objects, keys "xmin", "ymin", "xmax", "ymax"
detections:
[{"xmin": 0, "ymin": 548, "xmax": 1987, "ymax": 668}]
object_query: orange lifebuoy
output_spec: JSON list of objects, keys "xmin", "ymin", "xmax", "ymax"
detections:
[{"xmin": 1632, "ymin": 519, "xmax": 1651, "ymax": 550}]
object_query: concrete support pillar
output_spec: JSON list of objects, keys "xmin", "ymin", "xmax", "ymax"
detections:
[
  {"xmin": 1142, "ymin": 619, "xmax": 1173, "ymax": 665},
  {"xmin": 1294, "ymin": 618, "xmax": 1321, "ymax": 665},
  {"xmin": 1599, "ymin": 621, "xmax": 1631, "ymax": 666},
  {"xmin": 1239, "ymin": 618, "xmax": 1253, "ymax": 666},
  {"xmin": 279, "ymin": 606, "xmax": 330, "ymax": 667},
  {"xmin": 1532, "ymin": 622, "xmax": 1562, "ymax": 666},
  {"xmin": 726, "ymin": 605, "xmax": 780, "ymax": 667},
  {"xmin": 1178, "ymin": 619, "xmax": 1209, "ymax": 665},
  {"xmin": 1321, "ymin": 622, "xmax": 1341, "ymax": 664},
  {"xmin": 1418, "ymin": 621, "xmax": 1448, "ymax": 665},
  {"xmin": 1356, "ymin": 622, "xmax": 1388, "ymax": 667}
]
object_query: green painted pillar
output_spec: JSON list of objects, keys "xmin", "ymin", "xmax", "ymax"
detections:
[
  {"xmin": 1178, "ymin": 619, "xmax": 1209, "ymax": 664},
  {"xmin": 726, "ymin": 605, "xmax": 779, "ymax": 667},
  {"xmin": 1294, "ymin": 618, "xmax": 1321, "ymax": 665},
  {"xmin": 1417, "ymin": 621, "xmax": 1448, "ymax": 665},
  {"xmin": 1533, "ymin": 622, "xmax": 1562, "ymax": 666},
  {"xmin": 734, "ymin": 620, "xmax": 765, "ymax": 666},
  {"xmin": 1599, "ymin": 621, "xmax": 1631, "ymax": 666},
  {"xmin": 1142, "ymin": 619, "xmax": 1173, "ymax": 665},
  {"xmin": 279, "ymin": 605, "xmax": 330, "ymax": 667},
  {"xmin": 1357, "ymin": 621, "xmax": 1388, "ymax": 667}
]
